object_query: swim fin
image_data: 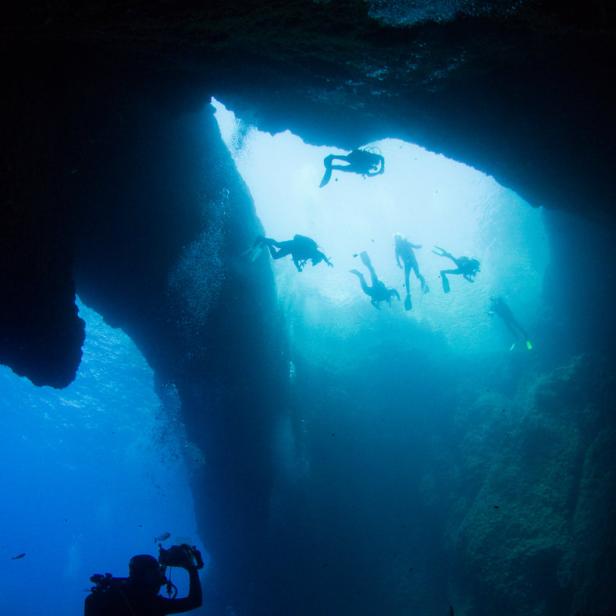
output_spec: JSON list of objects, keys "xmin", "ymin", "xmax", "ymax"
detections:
[
  {"xmin": 525, "ymin": 340, "xmax": 533, "ymax": 351},
  {"xmin": 404, "ymin": 295, "xmax": 412, "ymax": 311},
  {"xmin": 359, "ymin": 251, "xmax": 372, "ymax": 268},
  {"xmin": 319, "ymin": 168, "xmax": 333, "ymax": 188},
  {"xmin": 441, "ymin": 274, "xmax": 450, "ymax": 294}
]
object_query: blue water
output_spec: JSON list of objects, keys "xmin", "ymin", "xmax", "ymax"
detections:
[
  {"xmin": 1, "ymin": 99, "xmax": 600, "ymax": 616},
  {"xmin": 0, "ymin": 302, "xmax": 203, "ymax": 615}
]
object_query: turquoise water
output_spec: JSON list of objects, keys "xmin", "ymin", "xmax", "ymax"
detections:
[
  {"xmin": 0, "ymin": 303, "xmax": 202, "ymax": 615},
  {"xmin": 214, "ymin": 99, "xmax": 548, "ymax": 357}
]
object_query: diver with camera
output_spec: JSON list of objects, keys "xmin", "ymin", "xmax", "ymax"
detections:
[{"xmin": 84, "ymin": 544, "xmax": 203, "ymax": 615}]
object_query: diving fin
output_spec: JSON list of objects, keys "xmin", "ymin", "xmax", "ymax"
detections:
[
  {"xmin": 404, "ymin": 295, "xmax": 412, "ymax": 311},
  {"xmin": 359, "ymin": 251, "xmax": 372, "ymax": 268},
  {"xmin": 441, "ymin": 275, "xmax": 450, "ymax": 294},
  {"xmin": 525, "ymin": 340, "xmax": 533, "ymax": 351}
]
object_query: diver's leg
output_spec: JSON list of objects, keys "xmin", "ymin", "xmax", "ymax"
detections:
[
  {"xmin": 404, "ymin": 263, "xmax": 411, "ymax": 293},
  {"xmin": 320, "ymin": 155, "xmax": 352, "ymax": 187},
  {"xmin": 359, "ymin": 251, "xmax": 379, "ymax": 286},
  {"xmin": 350, "ymin": 269, "xmax": 371, "ymax": 296},
  {"xmin": 510, "ymin": 319, "xmax": 532, "ymax": 349},
  {"xmin": 320, "ymin": 155, "xmax": 335, "ymax": 187},
  {"xmin": 440, "ymin": 269, "xmax": 459, "ymax": 293},
  {"xmin": 411, "ymin": 263, "xmax": 429, "ymax": 294},
  {"xmin": 268, "ymin": 241, "xmax": 293, "ymax": 260},
  {"xmin": 403, "ymin": 263, "xmax": 412, "ymax": 310}
]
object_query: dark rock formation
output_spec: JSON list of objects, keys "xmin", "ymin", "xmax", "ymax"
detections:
[
  {"xmin": 3, "ymin": 42, "xmax": 287, "ymax": 610},
  {"xmin": 66, "ymin": 93, "xmax": 288, "ymax": 613},
  {"xmin": 2, "ymin": 2, "xmax": 616, "ymax": 615},
  {"xmin": 4, "ymin": 1, "xmax": 616, "ymax": 220}
]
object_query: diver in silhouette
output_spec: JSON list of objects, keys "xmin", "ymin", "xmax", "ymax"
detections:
[
  {"xmin": 350, "ymin": 251, "xmax": 400, "ymax": 309},
  {"xmin": 432, "ymin": 246, "xmax": 480, "ymax": 293},
  {"xmin": 319, "ymin": 148, "xmax": 385, "ymax": 187},
  {"xmin": 488, "ymin": 296, "xmax": 533, "ymax": 351},
  {"xmin": 250, "ymin": 234, "xmax": 332, "ymax": 272},
  {"xmin": 84, "ymin": 545, "xmax": 203, "ymax": 616},
  {"xmin": 394, "ymin": 233, "xmax": 429, "ymax": 311}
]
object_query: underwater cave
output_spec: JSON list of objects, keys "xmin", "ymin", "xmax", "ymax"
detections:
[{"xmin": 2, "ymin": 2, "xmax": 616, "ymax": 616}]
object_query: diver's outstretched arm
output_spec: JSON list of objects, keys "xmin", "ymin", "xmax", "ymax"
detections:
[
  {"xmin": 318, "ymin": 251, "xmax": 333, "ymax": 267},
  {"xmin": 160, "ymin": 566, "xmax": 203, "ymax": 614}
]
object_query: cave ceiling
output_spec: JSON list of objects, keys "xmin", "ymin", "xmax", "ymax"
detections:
[
  {"xmin": 4, "ymin": 0, "xmax": 616, "ymax": 217},
  {"xmin": 2, "ymin": 1, "xmax": 615, "ymax": 386}
]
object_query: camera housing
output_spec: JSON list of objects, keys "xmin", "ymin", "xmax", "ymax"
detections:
[{"xmin": 158, "ymin": 544, "xmax": 204, "ymax": 570}]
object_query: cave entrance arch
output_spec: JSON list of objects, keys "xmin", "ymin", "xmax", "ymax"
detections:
[{"xmin": 213, "ymin": 98, "xmax": 548, "ymax": 354}]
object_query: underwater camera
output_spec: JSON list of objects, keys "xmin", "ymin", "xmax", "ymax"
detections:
[{"xmin": 158, "ymin": 543, "xmax": 204, "ymax": 570}]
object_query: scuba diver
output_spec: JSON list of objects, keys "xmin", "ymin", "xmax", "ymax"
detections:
[
  {"xmin": 489, "ymin": 296, "xmax": 533, "ymax": 351},
  {"xmin": 432, "ymin": 246, "xmax": 480, "ymax": 293},
  {"xmin": 249, "ymin": 234, "xmax": 332, "ymax": 272},
  {"xmin": 84, "ymin": 544, "xmax": 203, "ymax": 616},
  {"xmin": 350, "ymin": 251, "xmax": 400, "ymax": 309},
  {"xmin": 319, "ymin": 148, "xmax": 385, "ymax": 187},
  {"xmin": 394, "ymin": 233, "xmax": 429, "ymax": 311}
]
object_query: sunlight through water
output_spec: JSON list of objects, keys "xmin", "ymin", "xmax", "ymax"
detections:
[{"xmin": 213, "ymin": 99, "xmax": 548, "ymax": 355}]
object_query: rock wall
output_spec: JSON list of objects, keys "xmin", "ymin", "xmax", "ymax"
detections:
[
  {"xmin": 2, "ymin": 44, "xmax": 289, "ymax": 612},
  {"xmin": 447, "ymin": 355, "xmax": 616, "ymax": 615}
]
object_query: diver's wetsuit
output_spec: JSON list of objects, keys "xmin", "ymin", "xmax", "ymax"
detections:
[
  {"xmin": 84, "ymin": 569, "xmax": 202, "ymax": 616},
  {"xmin": 320, "ymin": 149, "xmax": 385, "ymax": 187},
  {"xmin": 432, "ymin": 246, "xmax": 480, "ymax": 293},
  {"xmin": 350, "ymin": 251, "xmax": 400, "ymax": 308},
  {"xmin": 489, "ymin": 297, "xmax": 532, "ymax": 350},
  {"xmin": 258, "ymin": 235, "xmax": 332, "ymax": 271},
  {"xmin": 395, "ymin": 235, "xmax": 429, "ymax": 310}
]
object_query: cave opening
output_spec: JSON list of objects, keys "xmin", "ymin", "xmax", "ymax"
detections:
[
  {"xmin": 205, "ymin": 99, "xmax": 593, "ymax": 615},
  {"xmin": 213, "ymin": 98, "xmax": 548, "ymax": 354}
]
